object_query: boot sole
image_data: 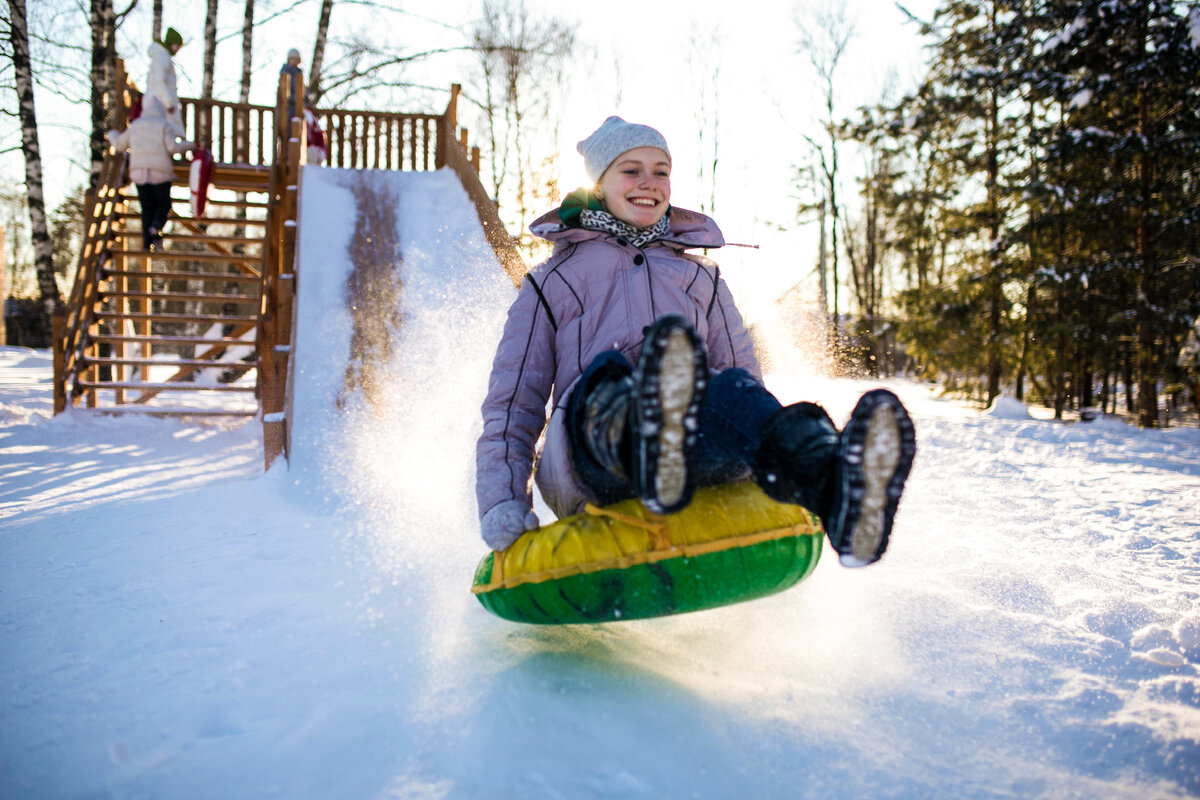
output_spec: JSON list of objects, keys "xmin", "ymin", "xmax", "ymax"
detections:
[
  {"xmin": 834, "ymin": 390, "xmax": 915, "ymax": 567},
  {"xmin": 637, "ymin": 319, "xmax": 706, "ymax": 514},
  {"xmin": 653, "ymin": 329, "xmax": 696, "ymax": 510}
]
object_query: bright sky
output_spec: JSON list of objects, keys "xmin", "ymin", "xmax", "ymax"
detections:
[{"xmin": 11, "ymin": 0, "xmax": 937, "ymax": 313}]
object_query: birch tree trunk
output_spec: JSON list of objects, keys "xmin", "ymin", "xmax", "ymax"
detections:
[
  {"xmin": 307, "ymin": 0, "xmax": 334, "ymax": 107},
  {"xmin": 235, "ymin": 0, "xmax": 254, "ymax": 239},
  {"xmin": 7, "ymin": 0, "xmax": 60, "ymax": 319},
  {"xmin": 89, "ymin": 0, "xmax": 116, "ymax": 191},
  {"xmin": 0, "ymin": 225, "xmax": 7, "ymax": 345},
  {"xmin": 152, "ymin": 0, "xmax": 162, "ymax": 41},
  {"xmin": 239, "ymin": 0, "xmax": 254, "ymax": 104},
  {"xmin": 202, "ymin": 0, "xmax": 218, "ymax": 99}
]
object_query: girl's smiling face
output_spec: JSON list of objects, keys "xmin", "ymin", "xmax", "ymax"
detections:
[{"xmin": 596, "ymin": 147, "xmax": 671, "ymax": 229}]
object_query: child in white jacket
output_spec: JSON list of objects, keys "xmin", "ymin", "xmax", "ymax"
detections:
[
  {"xmin": 107, "ymin": 96, "xmax": 195, "ymax": 250},
  {"xmin": 146, "ymin": 27, "xmax": 184, "ymax": 130}
]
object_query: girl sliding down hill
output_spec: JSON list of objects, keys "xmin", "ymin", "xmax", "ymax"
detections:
[{"xmin": 476, "ymin": 116, "xmax": 916, "ymax": 567}]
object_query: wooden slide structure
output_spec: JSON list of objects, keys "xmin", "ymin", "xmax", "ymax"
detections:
[{"xmin": 54, "ymin": 59, "xmax": 525, "ymax": 468}]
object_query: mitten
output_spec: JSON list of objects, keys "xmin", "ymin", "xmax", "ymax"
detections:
[{"xmin": 481, "ymin": 500, "xmax": 540, "ymax": 552}]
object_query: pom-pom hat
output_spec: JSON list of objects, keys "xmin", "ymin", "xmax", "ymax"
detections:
[{"xmin": 577, "ymin": 116, "xmax": 671, "ymax": 183}]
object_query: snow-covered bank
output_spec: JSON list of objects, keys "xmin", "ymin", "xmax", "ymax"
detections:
[{"xmin": 2, "ymin": 342, "xmax": 1198, "ymax": 799}]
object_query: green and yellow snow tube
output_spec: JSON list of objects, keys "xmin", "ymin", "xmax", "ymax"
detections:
[{"xmin": 471, "ymin": 480, "xmax": 823, "ymax": 625}]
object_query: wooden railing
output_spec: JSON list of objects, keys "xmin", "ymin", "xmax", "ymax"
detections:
[
  {"xmin": 178, "ymin": 84, "xmax": 467, "ymax": 176},
  {"xmin": 435, "ymin": 87, "xmax": 526, "ymax": 282},
  {"xmin": 323, "ymin": 110, "xmax": 441, "ymax": 171},
  {"xmin": 181, "ymin": 98, "xmax": 275, "ymax": 166},
  {"xmin": 53, "ymin": 149, "xmax": 128, "ymax": 413},
  {"xmin": 258, "ymin": 82, "xmax": 301, "ymax": 467},
  {"xmin": 177, "ymin": 91, "xmax": 451, "ymax": 174}
]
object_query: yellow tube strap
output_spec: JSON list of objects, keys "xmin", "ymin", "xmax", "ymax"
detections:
[{"xmin": 584, "ymin": 502, "xmax": 672, "ymax": 550}]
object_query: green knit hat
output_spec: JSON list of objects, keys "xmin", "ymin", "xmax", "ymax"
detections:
[{"xmin": 163, "ymin": 27, "xmax": 183, "ymax": 47}]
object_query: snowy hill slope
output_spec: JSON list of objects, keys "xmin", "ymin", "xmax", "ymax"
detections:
[{"xmin": 1, "ymin": 166, "xmax": 1198, "ymax": 799}]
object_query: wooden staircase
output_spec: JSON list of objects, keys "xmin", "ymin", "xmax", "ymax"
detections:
[{"xmin": 65, "ymin": 163, "xmax": 270, "ymax": 417}]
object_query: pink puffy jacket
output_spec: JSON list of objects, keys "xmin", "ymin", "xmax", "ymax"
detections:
[{"xmin": 475, "ymin": 205, "xmax": 761, "ymax": 521}]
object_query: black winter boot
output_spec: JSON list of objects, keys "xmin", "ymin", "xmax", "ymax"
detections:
[
  {"xmin": 633, "ymin": 315, "xmax": 708, "ymax": 514},
  {"xmin": 577, "ymin": 371, "xmax": 636, "ymax": 480},
  {"xmin": 753, "ymin": 402, "xmax": 840, "ymax": 512},
  {"xmin": 826, "ymin": 389, "xmax": 916, "ymax": 567},
  {"xmin": 569, "ymin": 354, "xmax": 637, "ymax": 489},
  {"xmin": 754, "ymin": 390, "xmax": 916, "ymax": 567}
]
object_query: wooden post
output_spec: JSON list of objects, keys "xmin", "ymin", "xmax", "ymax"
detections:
[
  {"xmin": 437, "ymin": 85, "xmax": 462, "ymax": 169},
  {"xmin": 276, "ymin": 72, "xmax": 305, "ymax": 155},
  {"xmin": 261, "ymin": 109, "xmax": 305, "ymax": 469},
  {"xmin": 52, "ymin": 311, "xmax": 65, "ymax": 413},
  {"xmin": 263, "ymin": 418, "xmax": 285, "ymax": 468},
  {"xmin": 113, "ymin": 249, "xmax": 128, "ymax": 404},
  {"xmin": 113, "ymin": 58, "xmax": 128, "ymax": 131}
]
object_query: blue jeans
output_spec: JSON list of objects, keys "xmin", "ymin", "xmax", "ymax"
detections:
[
  {"xmin": 694, "ymin": 366, "xmax": 783, "ymax": 483},
  {"xmin": 567, "ymin": 350, "xmax": 782, "ymax": 505}
]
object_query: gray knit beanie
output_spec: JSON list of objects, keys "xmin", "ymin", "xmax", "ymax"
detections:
[{"xmin": 576, "ymin": 116, "xmax": 671, "ymax": 183}]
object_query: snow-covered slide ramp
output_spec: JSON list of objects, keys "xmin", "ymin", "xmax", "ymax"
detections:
[{"xmin": 286, "ymin": 167, "xmax": 516, "ymax": 500}]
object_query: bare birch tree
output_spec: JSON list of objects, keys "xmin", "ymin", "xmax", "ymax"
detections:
[
  {"xmin": 152, "ymin": 0, "xmax": 161, "ymax": 41},
  {"xmin": 201, "ymin": 0, "xmax": 217, "ymax": 99},
  {"xmin": 89, "ymin": 1, "xmax": 138, "ymax": 189},
  {"xmin": 7, "ymin": 0, "xmax": 59, "ymax": 320},
  {"xmin": 0, "ymin": 223, "xmax": 5, "ymax": 344},
  {"xmin": 795, "ymin": 0, "xmax": 855, "ymax": 337},
  {"xmin": 306, "ymin": 0, "xmax": 334, "ymax": 107},
  {"xmin": 235, "ymin": 0, "xmax": 255, "ymax": 236},
  {"xmin": 470, "ymin": 0, "xmax": 575, "ymax": 254},
  {"xmin": 239, "ymin": 0, "xmax": 254, "ymax": 104},
  {"xmin": 687, "ymin": 25, "xmax": 722, "ymax": 217},
  {"xmin": 89, "ymin": 0, "xmax": 116, "ymax": 191}
]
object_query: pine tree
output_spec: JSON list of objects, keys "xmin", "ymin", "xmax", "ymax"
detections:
[
  {"xmin": 887, "ymin": 0, "xmax": 1035, "ymax": 403},
  {"xmin": 872, "ymin": 0, "xmax": 1197, "ymax": 423},
  {"xmin": 1037, "ymin": 0, "xmax": 1200, "ymax": 425}
]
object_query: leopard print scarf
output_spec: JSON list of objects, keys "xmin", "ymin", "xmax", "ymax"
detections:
[{"xmin": 578, "ymin": 208, "xmax": 671, "ymax": 248}]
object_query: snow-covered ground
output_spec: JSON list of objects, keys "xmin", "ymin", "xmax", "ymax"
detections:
[{"xmin": 2, "ymin": 169, "xmax": 1198, "ymax": 799}]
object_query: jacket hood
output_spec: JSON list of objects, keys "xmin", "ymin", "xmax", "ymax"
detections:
[
  {"xmin": 139, "ymin": 95, "xmax": 166, "ymax": 120},
  {"xmin": 530, "ymin": 193, "xmax": 725, "ymax": 251}
]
